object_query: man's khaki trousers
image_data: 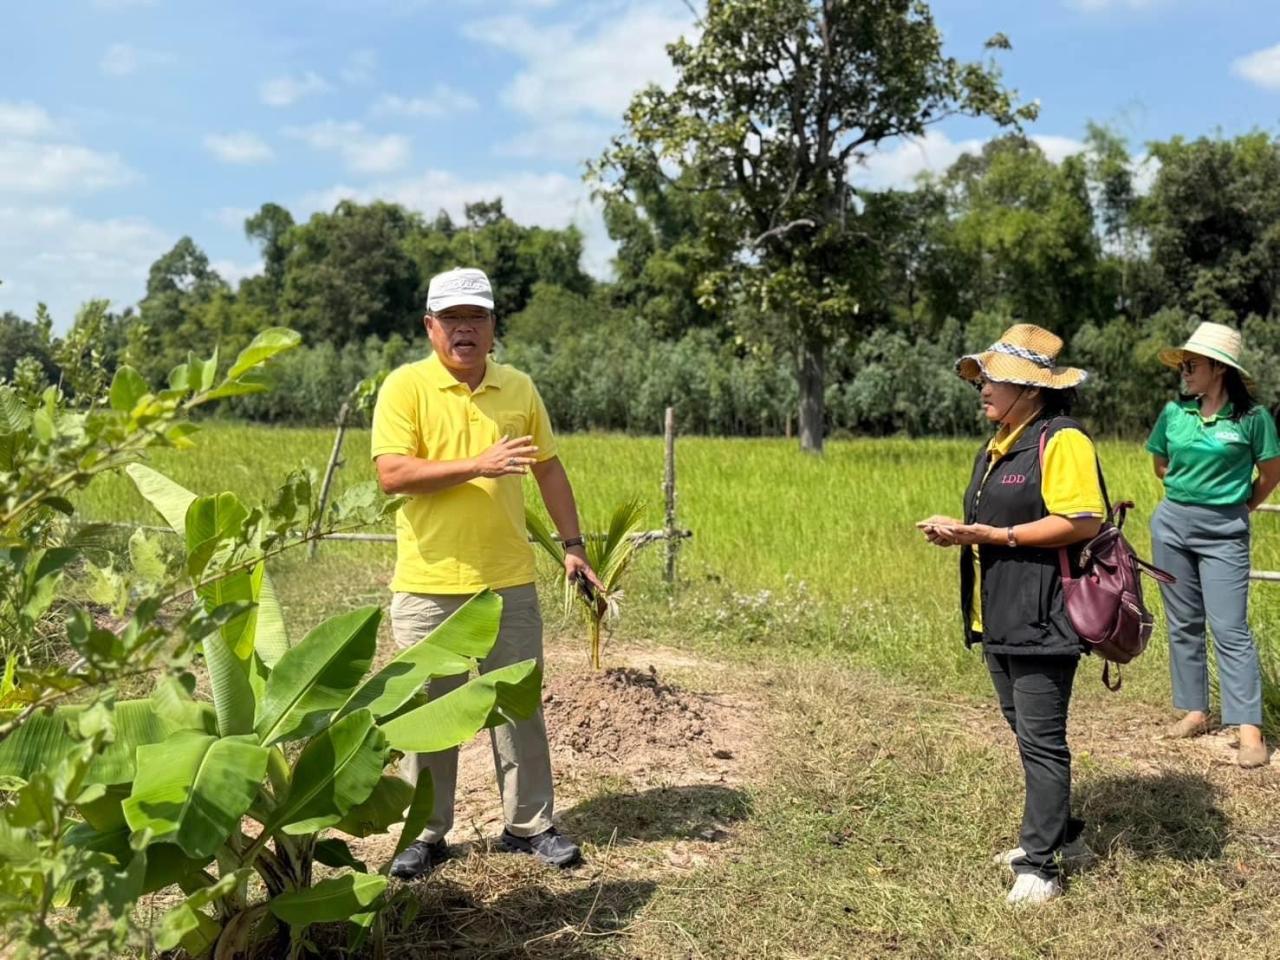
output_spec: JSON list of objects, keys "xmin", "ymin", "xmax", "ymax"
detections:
[{"xmin": 388, "ymin": 583, "xmax": 554, "ymax": 841}]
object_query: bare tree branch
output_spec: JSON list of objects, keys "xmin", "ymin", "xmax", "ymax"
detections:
[{"xmin": 752, "ymin": 219, "xmax": 816, "ymax": 247}]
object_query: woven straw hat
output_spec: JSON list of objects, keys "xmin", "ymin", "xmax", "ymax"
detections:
[
  {"xmin": 1158, "ymin": 321, "xmax": 1252, "ymax": 380},
  {"xmin": 955, "ymin": 324, "xmax": 1088, "ymax": 389}
]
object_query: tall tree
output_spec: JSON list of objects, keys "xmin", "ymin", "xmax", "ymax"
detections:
[
  {"xmin": 242, "ymin": 202, "xmax": 296, "ymax": 308},
  {"xmin": 1138, "ymin": 132, "xmax": 1280, "ymax": 326},
  {"xmin": 929, "ymin": 136, "xmax": 1103, "ymax": 339},
  {"xmin": 134, "ymin": 237, "xmax": 230, "ymax": 382},
  {"xmin": 279, "ymin": 200, "xmax": 422, "ymax": 345},
  {"xmin": 594, "ymin": 0, "xmax": 1036, "ymax": 452}
]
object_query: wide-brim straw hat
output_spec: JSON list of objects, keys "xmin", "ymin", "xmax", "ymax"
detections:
[
  {"xmin": 955, "ymin": 324, "xmax": 1088, "ymax": 389},
  {"xmin": 1158, "ymin": 320, "xmax": 1252, "ymax": 381}
]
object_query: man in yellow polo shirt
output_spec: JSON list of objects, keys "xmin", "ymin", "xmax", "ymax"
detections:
[{"xmin": 372, "ymin": 266, "xmax": 600, "ymax": 878}]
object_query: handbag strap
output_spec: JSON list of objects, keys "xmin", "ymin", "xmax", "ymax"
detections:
[{"xmin": 1037, "ymin": 423, "xmax": 1077, "ymax": 583}]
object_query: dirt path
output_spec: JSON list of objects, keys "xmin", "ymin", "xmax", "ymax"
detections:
[{"xmin": 339, "ymin": 634, "xmax": 770, "ymax": 958}]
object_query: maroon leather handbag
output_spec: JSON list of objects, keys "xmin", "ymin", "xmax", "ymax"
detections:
[{"xmin": 1039, "ymin": 426, "xmax": 1175, "ymax": 690}]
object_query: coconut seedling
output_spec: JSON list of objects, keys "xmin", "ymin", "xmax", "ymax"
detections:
[{"xmin": 526, "ymin": 497, "xmax": 645, "ymax": 669}]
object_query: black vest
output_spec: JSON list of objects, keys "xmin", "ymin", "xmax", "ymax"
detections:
[{"xmin": 959, "ymin": 415, "xmax": 1085, "ymax": 657}]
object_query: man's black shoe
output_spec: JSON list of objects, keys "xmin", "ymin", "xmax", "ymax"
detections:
[
  {"xmin": 388, "ymin": 839, "xmax": 449, "ymax": 880},
  {"xmin": 499, "ymin": 827, "xmax": 582, "ymax": 868}
]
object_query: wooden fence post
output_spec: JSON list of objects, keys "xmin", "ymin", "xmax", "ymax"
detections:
[
  {"xmin": 310, "ymin": 399, "xmax": 351, "ymax": 559},
  {"xmin": 663, "ymin": 406, "xmax": 678, "ymax": 585}
]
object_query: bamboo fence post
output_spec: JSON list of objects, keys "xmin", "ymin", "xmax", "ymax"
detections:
[
  {"xmin": 663, "ymin": 406, "xmax": 679, "ymax": 585},
  {"xmin": 310, "ymin": 399, "xmax": 351, "ymax": 559}
]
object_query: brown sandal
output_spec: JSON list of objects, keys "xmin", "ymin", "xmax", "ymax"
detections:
[
  {"xmin": 1238, "ymin": 741, "xmax": 1269, "ymax": 769},
  {"xmin": 1162, "ymin": 714, "xmax": 1212, "ymax": 739}
]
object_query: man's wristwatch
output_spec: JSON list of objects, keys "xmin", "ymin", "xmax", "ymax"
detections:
[{"xmin": 561, "ymin": 536, "xmax": 585, "ymax": 549}]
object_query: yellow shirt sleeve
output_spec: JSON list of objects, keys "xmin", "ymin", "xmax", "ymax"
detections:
[
  {"xmin": 370, "ymin": 367, "xmax": 419, "ymax": 459},
  {"xmin": 1041, "ymin": 428, "xmax": 1105, "ymax": 518},
  {"xmin": 529, "ymin": 384, "xmax": 558, "ymax": 463}
]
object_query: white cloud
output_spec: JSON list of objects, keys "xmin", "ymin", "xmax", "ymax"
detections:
[
  {"xmin": 1232, "ymin": 43, "xmax": 1280, "ymax": 91},
  {"xmin": 851, "ymin": 131, "xmax": 984, "ymax": 190},
  {"xmin": 208, "ymin": 206, "xmax": 257, "ymax": 230},
  {"xmin": 0, "ymin": 101, "xmax": 55, "ymax": 138},
  {"xmin": 260, "ymin": 71, "xmax": 331, "ymax": 107},
  {"xmin": 210, "ymin": 258, "xmax": 264, "ymax": 287},
  {"xmin": 99, "ymin": 43, "xmax": 173, "ymax": 77},
  {"xmin": 341, "ymin": 49, "xmax": 378, "ymax": 86},
  {"xmin": 301, "ymin": 168, "xmax": 614, "ymax": 278},
  {"xmin": 203, "ymin": 131, "xmax": 275, "ymax": 165},
  {"xmin": 494, "ymin": 119, "xmax": 614, "ymax": 162},
  {"xmin": 0, "ymin": 206, "xmax": 170, "ymax": 329},
  {"xmin": 849, "ymin": 131, "xmax": 1088, "ymax": 191},
  {"xmin": 0, "ymin": 141, "xmax": 137, "ymax": 194},
  {"xmin": 1030, "ymin": 134, "xmax": 1088, "ymax": 164},
  {"xmin": 371, "ymin": 87, "xmax": 479, "ymax": 118},
  {"xmin": 100, "ymin": 43, "xmax": 151, "ymax": 76},
  {"xmin": 464, "ymin": 4, "xmax": 694, "ymax": 123},
  {"xmin": 285, "ymin": 121, "xmax": 410, "ymax": 174}
]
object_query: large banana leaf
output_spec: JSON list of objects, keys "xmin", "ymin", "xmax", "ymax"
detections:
[
  {"xmin": 66, "ymin": 823, "xmax": 212, "ymax": 895},
  {"xmin": 415, "ymin": 589, "xmax": 504, "ymax": 659},
  {"xmin": 314, "ymin": 838, "xmax": 367, "ymax": 873},
  {"xmin": 380, "ymin": 660, "xmax": 542, "ymax": 753},
  {"xmin": 335, "ymin": 593, "xmax": 498, "ymax": 722},
  {"xmin": 77, "ymin": 782, "xmax": 130, "ymax": 831},
  {"xmin": 252, "ymin": 561, "xmax": 289, "ymax": 666},
  {"xmin": 123, "ymin": 732, "xmax": 269, "ymax": 859},
  {"xmin": 272, "ymin": 709, "xmax": 387, "ymax": 835},
  {"xmin": 203, "ymin": 629, "xmax": 255, "ymax": 737},
  {"xmin": 256, "ymin": 606, "xmax": 380, "ymax": 746},
  {"xmin": 269, "ymin": 873, "xmax": 387, "ymax": 927},
  {"xmin": 0, "ymin": 700, "xmax": 172, "ymax": 786},
  {"xmin": 334, "ymin": 776, "xmax": 414, "ymax": 838},
  {"xmin": 185, "ymin": 492, "xmax": 249, "ymax": 580},
  {"xmin": 151, "ymin": 675, "xmax": 219, "ymax": 737}
]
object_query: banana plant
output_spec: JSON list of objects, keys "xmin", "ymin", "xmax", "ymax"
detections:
[
  {"xmin": 0, "ymin": 468, "xmax": 543, "ymax": 959},
  {"xmin": 526, "ymin": 497, "xmax": 645, "ymax": 670}
]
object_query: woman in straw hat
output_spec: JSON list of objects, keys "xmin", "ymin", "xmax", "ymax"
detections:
[
  {"xmin": 917, "ymin": 324, "xmax": 1105, "ymax": 906},
  {"xmin": 1147, "ymin": 321, "xmax": 1280, "ymax": 768}
]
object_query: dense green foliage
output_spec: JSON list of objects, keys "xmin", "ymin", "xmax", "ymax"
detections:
[
  {"xmin": 8, "ymin": 124, "xmax": 1280, "ymax": 437},
  {"xmin": 6, "ymin": 5, "xmax": 1280, "ymax": 441}
]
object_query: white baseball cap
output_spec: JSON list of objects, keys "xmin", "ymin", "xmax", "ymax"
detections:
[{"xmin": 426, "ymin": 267, "xmax": 495, "ymax": 313}]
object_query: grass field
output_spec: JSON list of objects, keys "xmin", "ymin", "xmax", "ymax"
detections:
[
  {"xmin": 76, "ymin": 423, "xmax": 1280, "ymax": 958},
  {"xmin": 80, "ymin": 422, "xmax": 1280, "ymax": 702}
]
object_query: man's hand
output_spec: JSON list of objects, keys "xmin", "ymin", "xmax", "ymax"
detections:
[
  {"xmin": 564, "ymin": 547, "xmax": 604, "ymax": 592},
  {"xmin": 473, "ymin": 435, "xmax": 539, "ymax": 478}
]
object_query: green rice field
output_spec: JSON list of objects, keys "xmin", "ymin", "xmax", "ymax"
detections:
[{"xmin": 79, "ymin": 423, "xmax": 1280, "ymax": 706}]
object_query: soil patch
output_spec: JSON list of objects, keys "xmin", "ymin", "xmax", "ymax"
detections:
[{"xmin": 542, "ymin": 665, "xmax": 715, "ymax": 761}]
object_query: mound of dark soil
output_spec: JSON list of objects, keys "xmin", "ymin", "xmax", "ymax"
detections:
[{"xmin": 542, "ymin": 666, "xmax": 713, "ymax": 761}]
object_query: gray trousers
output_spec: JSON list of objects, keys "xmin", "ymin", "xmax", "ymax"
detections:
[
  {"xmin": 1150, "ymin": 499, "xmax": 1261, "ymax": 726},
  {"xmin": 389, "ymin": 584, "xmax": 555, "ymax": 841}
]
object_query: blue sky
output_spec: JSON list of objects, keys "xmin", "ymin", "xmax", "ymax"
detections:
[{"xmin": 3, "ymin": 0, "xmax": 1279, "ymax": 329}]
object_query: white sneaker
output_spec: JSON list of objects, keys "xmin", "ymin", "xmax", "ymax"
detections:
[
  {"xmin": 993, "ymin": 845, "xmax": 1025, "ymax": 867},
  {"xmin": 993, "ymin": 837, "xmax": 1090, "ymax": 870},
  {"xmin": 1006, "ymin": 873, "xmax": 1062, "ymax": 906}
]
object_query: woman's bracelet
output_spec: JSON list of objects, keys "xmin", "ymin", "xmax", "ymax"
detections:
[{"xmin": 1006, "ymin": 525, "xmax": 1018, "ymax": 548}]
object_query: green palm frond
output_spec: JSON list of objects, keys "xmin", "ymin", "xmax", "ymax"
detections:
[{"xmin": 524, "ymin": 498, "xmax": 646, "ymax": 669}]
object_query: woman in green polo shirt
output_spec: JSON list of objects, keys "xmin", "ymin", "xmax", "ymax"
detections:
[{"xmin": 1147, "ymin": 322, "xmax": 1280, "ymax": 768}]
